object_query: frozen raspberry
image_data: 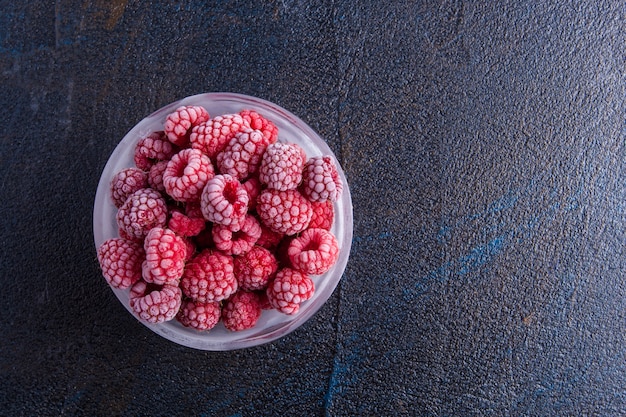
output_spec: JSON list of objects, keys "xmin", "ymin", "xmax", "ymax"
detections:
[
  {"xmin": 176, "ymin": 299, "xmax": 221, "ymax": 331},
  {"xmin": 129, "ymin": 281, "xmax": 182, "ymax": 324},
  {"xmin": 134, "ymin": 131, "xmax": 177, "ymax": 171},
  {"xmin": 118, "ymin": 227, "xmax": 143, "ymax": 244},
  {"xmin": 222, "ymin": 291, "xmax": 262, "ymax": 331},
  {"xmin": 266, "ymin": 268, "xmax": 314, "ymax": 315},
  {"xmin": 181, "ymin": 249, "xmax": 237, "ymax": 303},
  {"xmin": 288, "ymin": 228, "xmax": 339, "ymax": 275},
  {"xmin": 256, "ymin": 189, "xmax": 313, "ymax": 235},
  {"xmin": 110, "ymin": 168, "xmax": 148, "ymax": 208},
  {"xmin": 212, "ymin": 215, "xmax": 262, "ymax": 256},
  {"xmin": 200, "ymin": 174, "xmax": 249, "ymax": 228},
  {"xmin": 302, "ymin": 156, "xmax": 343, "ymax": 202},
  {"xmin": 182, "ymin": 237, "xmax": 196, "ymax": 261},
  {"xmin": 163, "ymin": 148, "xmax": 215, "ymax": 202},
  {"xmin": 258, "ymin": 142, "xmax": 307, "ymax": 191},
  {"xmin": 308, "ymin": 200, "xmax": 334, "ymax": 230},
  {"xmin": 164, "ymin": 105, "xmax": 210, "ymax": 147},
  {"xmin": 239, "ymin": 109, "xmax": 279, "ymax": 144},
  {"xmin": 147, "ymin": 160, "xmax": 169, "ymax": 193},
  {"xmin": 142, "ymin": 227, "xmax": 187, "ymax": 285},
  {"xmin": 242, "ymin": 177, "xmax": 262, "ymax": 212},
  {"xmin": 234, "ymin": 246, "xmax": 278, "ymax": 291},
  {"xmin": 216, "ymin": 129, "xmax": 268, "ymax": 180},
  {"xmin": 255, "ymin": 222, "xmax": 284, "ymax": 250},
  {"xmin": 116, "ymin": 188, "xmax": 168, "ymax": 239},
  {"xmin": 190, "ymin": 113, "xmax": 249, "ymax": 159},
  {"xmin": 97, "ymin": 238, "xmax": 145, "ymax": 289},
  {"xmin": 168, "ymin": 209, "xmax": 206, "ymax": 237}
]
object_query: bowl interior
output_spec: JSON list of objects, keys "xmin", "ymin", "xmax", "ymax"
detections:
[{"xmin": 93, "ymin": 92, "xmax": 353, "ymax": 350}]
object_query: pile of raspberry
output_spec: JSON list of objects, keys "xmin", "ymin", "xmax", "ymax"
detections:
[{"xmin": 97, "ymin": 105, "xmax": 343, "ymax": 333}]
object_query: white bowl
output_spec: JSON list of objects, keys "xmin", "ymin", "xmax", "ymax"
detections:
[{"xmin": 93, "ymin": 92, "xmax": 353, "ymax": 350}]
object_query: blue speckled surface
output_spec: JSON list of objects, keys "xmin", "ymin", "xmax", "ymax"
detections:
[{"xmin": 1, "ymin": 1, "xmax": 625, "ymax": 415}]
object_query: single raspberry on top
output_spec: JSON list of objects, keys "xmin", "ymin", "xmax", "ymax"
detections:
[
  {"xmin": 142, "ymin": 227, "xmax": 187, "ymax": 285},
  {"xmin": 190, "ymin": 113, "xmax": 249, "ymax": 159},
  {"xmin": 301, "ymin": 156, "xmax": 343, "ymax": 202},
  {"xmin": 180, "ymin": 249, "xmax": 237, "ymax": 303},
  {"xmin": 239, "ymin": 109, "xmax": 278, "ymax": 144},
  {"xmin": 308, "ymin": 200, "xmax": 334, "ymax": 230},
  {"xmin": 110, "ymin": 168, "xmax": 148, "ymax": 208},
  {"xmin": 287, "ymin": 228, "xmax": 339, "ymax": 275},
  {"xmin": 200, "ymin": 174, "xmax": 249, "ymax": 228},
  {"xmin": 129, "ymin": 281, "xmax": 182, "ymax": 324},
  {"xmin": 234, "ymin": 245, "xmax": 278, "ymax": 291},
  {"xmin": 116, "ymin": 188, "xmax": 168, "ymax": 240},
  {"xmin": 164, "ymin": 105, "xmax": 210, "ymax": 147},
  {"xmin": 266, "ymin": 268, "xmax": 314, "ymax": 315},
  {"xmin": 176, "ymin": 299, "xmax": 221, "ymax": 331},
  {"xmin": 256, "ymin": 188, "xmax": 312, "ymax": 235},
  {"xmin": 222, "ymin": 291, "xmax": 263, "ymax": 331},
  {"xmin": 216, "ymin": 129, "xmax": 268, "ymax": 180},
  {"xmin": 97, "ymin": 238, "xmax": 145, "ymax": 289},
  {"xmin": 258, "ymin": 142, "xmax": 307, "ymax": 191},
  {"xmin": 163, "ymin": 148, "xmax": 215, "ymax": 203},
  {"xmin": 134, "ymin": 131, "xmax": 177, "ymax": 171}
]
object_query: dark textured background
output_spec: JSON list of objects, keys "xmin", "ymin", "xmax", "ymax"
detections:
[{"xmin": 1, "ymin": 1, "xmax": 625, "ymax": 416}]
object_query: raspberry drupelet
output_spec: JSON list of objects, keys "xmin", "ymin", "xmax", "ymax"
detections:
[
  {"xmin": 116, "ymin": 188, "xmax": 168, "ymax": 240},
  {"xmin": 287, "ymin": 228, "xmax": 339, "ymax": 275},
  {"xmin": 256, "ymin": 189, "xmax": 313, "ymax": 235},
  {"xmin": 200, "ymin": 174, "xmax": 249, "ymax": 228},
  {"xmin": 190, "ymin": 113, "xmax": 249, "ymax": 159},
  {"xmin": 142, "ymin": 227, "xmax": 187, "ymax": 285},
  {"xmin": 234, "ymin": 245, "xmax": 278, "ymax": 291},
  {"xmin": 258, "ymin": 142, "xmax": 307, "ymax": 191},
  {"xmin": 180, "ymin": 249, "xmax": 237, "ymax": 303},
  {"xmin": 164, "ymin": 105, "xmax": 210, "ymax": 147},
  {"xmin": 134, "ymin": 131, "xmax": 177, "ymax": 171},
  {"xmin": 222, "ymin": 291, "xmax": 263, "ymax": 331},
  {"xmin": 176, "ymin": 299, "xmax": 221, "ymax": 331},
  {"xmin": 301, "ymin": 156, "xmax": 343, "ymax": 202},
  {"xmin": 163, "ymin": 148, "xmax": 215, "ymax": 203},
  {"xmin": 97, "ymin": 238, "xmax": 145, "ymax": 289},
  {"xmin": 266, "ymin": 268, "xmax": 314, "ymax": 315},
  {"xmin": 212, "ymin": 215, "xmax": 262, "ymax": 256},
  {"xmin": 129, "ymin": 281, "xmax": 182, "ymax": 324},
  {"xmin": 216, "ymin": 128, "xmax": 268, "ymax": 180},
  {"xmin": 110, "ymin": 168, "xmax": 148, "ymax": 208}
]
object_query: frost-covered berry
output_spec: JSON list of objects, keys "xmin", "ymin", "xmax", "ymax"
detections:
[
  {"xmin": 256, "ymin": 189, "xmax": 312, "ymax": 235},
  {"xmin": 266, "ymin": 268, "xmax": 314, "ymax": 315},
  {"xmin": 134, "ymin": 131, "xmax": 177, "ymax": 171},
  {"xmin": 200, "ymin": 174, "xmax": 249, "ymax": 228},
  {"xmin": 301, "ymin": 156, "xmax": 343, "ymax": 202},
  {"xmin": 181, "ymin": 249, "xmax": 237, "ymax": 303},
  {"xmin": 212, "ymin": 215, "xmax": 262, "ymax": 256},
  {"xmin": 116, "ymin": 188, "xmax": 168, "ymax": 239},
  {"xmin": 163, "ymin": 148, "xmax": 215, "ymax": 203},
  {"xmin": 287, "ymin": 228, "xmax": 339, "ymax": 275},
  {"xmin": 258, "ymin": 142, "xmax": 307, "ymax": 191},
  {"xmin": 142, "ymin": 227, "xmax": 187, "ymax": 285},
  {"xmin": 222, "ymin": 291, "xmax": 262, "ymax": 331},
  {"xmin": 110, "ymin": 168, "xmax": 148, "ymax": 208},
  {"xmin": 129, "ymin": 281, "xmax": 182, "ymax": 324},
  {"xmin": 308, "ymin": 200, "xmax": 334, "ymax": 230},
  {"xmin": 234, "ymin": 246, "xmax": 278, "ymax": 291},
  {"xmin": 147, "ymin": 160, "xmax": 169, "ymax": 193},
  {"xmin": 242, "ymin": 177, "xmax": 262, "ymax": 212},
  {"xmin": 190, "ymin": 113, "xmax": 249, "ymax": 159},
  {"xmin": 164, "ymin": 105, "xmax": 210, "ymax": 147},
  {"xmin": 176, "ymin": 299, "xmax": 221, "ymax": 331},
  {"xmin": 216, "ymin": 129, "xmax": 268, "ymax": 180},
  {"xmin": 97, "ymin": 238, "xmax": 145, "ymax": 289},
  {"xmin": 239, "ymin": 109, "xmax": 278, "ymax": 144},
  {"xmin": 168, "ymin": 209, "xmax": 206, "ymax": 237}
]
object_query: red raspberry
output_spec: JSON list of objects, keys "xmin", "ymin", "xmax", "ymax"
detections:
[
  {"xmin": 216, "ymin": 129, "xmax": 268, "ymax": 180},
  {"xmin": 222, "ymin": 291, "xmax": 262, "ymax": 331},
  {"xmin": 258, "ymin": 142, "xmax": 307, "ymax": 191},
  {"xmin": 116, "ymin": 188, "xmax": 168, "ymax": 239},
  {"xmin": 212, "ymin": 215, "xmax": 262, "ymax": 256},
  {"xmin": 134, "ymin": 131, "xmax": 177, "ymax": 171},
  {"xmin": 176, "ymin": 299, "xmax": 221, "ymax": 331},
  {"xmin": 110, "ymin": 168, "xmax": 148, "ymax": 208},
  {"xmin": 190, "ymin": 113, "xmax": 249, "ymax": 159},
  {"xmin": 129, "ymin": 281, "xmax": 182, "ymax": 323},
  {"xmin": 163, "ymin": 148, "xmax": 215, "ymax": 203},
  {"xmin": 200, "ymin": 174, "xmax": 249, "ymax": 228},
  {"xmin": 118, "ymin": 227, "xmax": 143, "ymax": 244},
  {"xmin": 239, "ymin": 109, "xmax": 278, "ymax": 144},
  {"xmin": 242, "ymin": 177, "xmax": 262, "ymax": 212},
  {"xmin": 182, "ymin": 237, "xmax": 196, "ymax": 261},
  {"xmin": 256, "ymin": 189, "xmax": 312, "ymax": 235},
  {"xmin": 234, "ymin": 246, "xmax": 278, "ymax": 291},
  {"xmin": 288, "ymin": 228, "xmax": 339, "ymax": 275},
  {"xmin": 308, "ymin": 200, "xmax": 334, "ymax": 230},
  {"xmin": 181, "ymin": 249, "xmax": 237, "ymax": 303},
  {"xmin": 142, "ymin": 227, "xmax": 187, "ymax": 285},
  {"xmin": 266, "ymin": 268, "xmax": 314, "ymax": 315},
  {"xmin": 147, "ymin": 160, "xmax": 168, "ymax": 193},
  {"xmin": 302, "ymin": 156, "xmax": 343, "ymax": 202},
  {"xmin": 168, "ymin": 209, "xmax": 206, "ymax": 237},
  {"xmin": 255, "ymin": 222, "xmax": 284, "ymax": 250},
  {"xmin": 164, "ymin": 105, "xmax": 210, "ymax": 147},
  {"xmin": 97, "ymin": 238, "xmax": 145, "ymax": 289}
]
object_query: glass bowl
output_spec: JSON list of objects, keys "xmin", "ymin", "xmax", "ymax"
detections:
[{"xmin": 93, "ymin": 92, "xmax": 353, "ymax": 350}]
